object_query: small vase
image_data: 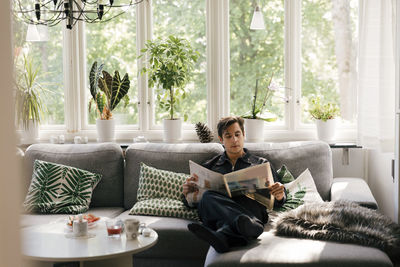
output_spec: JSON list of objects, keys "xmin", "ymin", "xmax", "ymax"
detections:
[
  {"xmin": 244, "ymin": 118, "xmax": 264, "ymax": 142},
  {"xmin": 96, "ymin": 118, "xmax": 115, "ymax": 142},
  {"xmin": 163, "ymin": 119, "xmax": 182, "ymax": 143},
  {"xmin": 315, "ymin": 119, "xmax": 336, "ymax": 144}
]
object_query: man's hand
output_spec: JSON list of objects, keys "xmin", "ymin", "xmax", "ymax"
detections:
[
  {"xmin": 267, "ymin": 182, "xmax": 285, "ymax": 201},
  {"xmin": 182, "ymin": 174, "xmax": 199, "ymax": 197}
]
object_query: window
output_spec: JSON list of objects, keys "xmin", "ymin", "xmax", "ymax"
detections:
[
  {"xmin": 12, "ymin": 0, "xmax": 359, "ymax": 142},
  {"xmin": 230, "ymin": 0, "xmax": 285, "ymax": 125},
  {"xmin": 301, "ymin": 0, "xmax": 358, "ymax": 124},
  {"xmin": 13, "ymin": 19, "xmax": 64, "ymax": 126},
  {"xmin": 152, "ymin": 0, "xmax": 206, "ymax": 125},
  {"xmin": 85, "ymin": 8, "xmax": 138, "ymax": 126}
]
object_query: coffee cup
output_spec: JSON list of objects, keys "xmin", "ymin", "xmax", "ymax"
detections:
[
  {"xmin": 73, "ymin": 214, "xmax": 88, "ymax": 237},
  {"xmin": 124, "ymin": 218, "xmax": 140, "ymax": 240}
]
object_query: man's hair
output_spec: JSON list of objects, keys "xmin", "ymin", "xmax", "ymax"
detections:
[{"xmin": 217, "ymin": 116, "xmax": 244, "ymax": 138}]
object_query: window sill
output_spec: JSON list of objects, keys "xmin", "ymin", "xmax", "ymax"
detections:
[{"xmin": 16, "ymin": 127, "xmax": 358, "ymax": 145}]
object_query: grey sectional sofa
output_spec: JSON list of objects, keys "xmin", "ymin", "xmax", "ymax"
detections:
[{"xmin": 21, "ymin": 141, "xmax": 392, "ymax": 267}]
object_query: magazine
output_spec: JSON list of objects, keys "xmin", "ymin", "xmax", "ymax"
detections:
[{"xmin": 187, "ymin": 160, "xmax": 275, "ymax": 210}]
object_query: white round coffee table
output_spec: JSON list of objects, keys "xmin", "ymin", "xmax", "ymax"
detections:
[{"xmin": 21, "ymin": 218, "xmax": 158, "ymax": 267}]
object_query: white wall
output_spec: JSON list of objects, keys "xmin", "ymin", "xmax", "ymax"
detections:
[
  {"xmin": 367, "ymin": 150, "xmax": 396, "ymax": 221},
  {"xmin": 331, "ymin": 148, "xmax": 396, "ymax": 221},
  {"xmin": 331, "ymin": 148, "xmax": 365, "ymax": 178},
  {"xmin": 0, "ymin": 1, "xmax": 22, "ymax": 267}
]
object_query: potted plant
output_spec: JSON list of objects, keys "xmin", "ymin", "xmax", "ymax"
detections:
[
  {"xmin": 139, "ymin": 35, "xmax": 199, "ymax": 142},
  {"xmin": 308, "ymin": 96, "xmax": 340, "ymax": 143},
  {"xmin": 89, "ymin": 61, "xmax": 130, "ymax": 142},
  {"xmin": 15, "ymin": 54, "xmax": 46, "ymax": 144},
  {"xmin": 242, "ymin": 74, "xmax": 277, "ymax": 142}
]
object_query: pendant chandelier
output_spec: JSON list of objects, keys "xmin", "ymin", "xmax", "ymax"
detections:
[{"xmin": 14, "ymin": 0, "xmax": 145, "ymax": 30}]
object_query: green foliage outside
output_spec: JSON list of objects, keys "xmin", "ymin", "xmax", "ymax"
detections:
[
  {"xmin": 152, "ymin": 0, "xmax": 206, "ymax": 124},
  {"xmin": 12, "ymin": 15, "xmax": 64, "ymax": 126},
  {"xmin": 86, "ymin": 8, "xmax": 138, "ymax": 125},
  {"xmin": 301, "ymin": 0, "xmax": 357, "ymax": 123},
  {"xmin": 12, "ymin": 0, "xmax": 357, "ymax": 127},
  {"xmin": 230, "ymin": 0, "xmax": 285, "ymax": 124}
]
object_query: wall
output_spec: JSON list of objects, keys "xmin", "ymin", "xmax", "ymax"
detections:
[
  {"xmin": 331, "ymin": 147, "xmax": 396, "ymax": 221},
  {"xmin": 367, "ymin": 150, "xmax": 396, "ymax": 221},
  {"xmin": 0, "ymin": 1, "xmax": 22, "ymax": 267},
  {"xmin": 331, "ymin": 148, "xmax": 365, "ymax": 178}
]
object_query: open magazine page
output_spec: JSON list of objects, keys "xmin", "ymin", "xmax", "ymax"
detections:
[
  {"xmin": 223, "ymin": 162, "xmax": 275, "ymax": 210},
  {"xmin": 189, "ymin": 160, "xmax": 225, "ymax": 190},
  {"xmin": 185, "ymin": 161, "xmax": 227, "ymax": 206}
]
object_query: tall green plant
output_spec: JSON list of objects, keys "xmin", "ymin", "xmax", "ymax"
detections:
[
  {"xmin": 139, "ymin": 35, "xmax": 199, "ymax": 120},
  {"xmin": 89, "ymin": 61, "xmax": 131, "ymax": 120},
  {"xmin": 15, "ymin": 55, "xmax": 46, "ymax": 130}
]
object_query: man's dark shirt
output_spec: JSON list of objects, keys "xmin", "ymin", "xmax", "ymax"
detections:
[{"xmin": 183, "ymin": 148, "xmax": 286, "ymax": 208}]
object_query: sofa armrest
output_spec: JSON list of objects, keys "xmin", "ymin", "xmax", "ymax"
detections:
[{"xmin": 331, "ymin": 177, "xmax": 378, "ymax": 209}]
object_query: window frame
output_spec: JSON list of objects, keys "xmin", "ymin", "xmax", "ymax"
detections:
[{"xmin": 35, "ymin": 0, "xmax": 357, "ymax": 143}]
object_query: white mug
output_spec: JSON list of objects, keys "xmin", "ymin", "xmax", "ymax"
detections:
[
  {"xmin": 124, "ymin": 218, "xmax": 140, "ymax": 240},
  {"xmin": 73, "ymin": 219, "xmax": 88, "ymax": 237}
]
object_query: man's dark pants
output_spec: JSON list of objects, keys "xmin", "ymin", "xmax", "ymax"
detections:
[{"xmin": 197, "ymin": 190, "xmax": 268, "ymax": 246}]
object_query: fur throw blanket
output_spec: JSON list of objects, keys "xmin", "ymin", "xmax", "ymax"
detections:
[{"xmin": 273, "ymin": 200, "xmax": 400, "ymax": 262}]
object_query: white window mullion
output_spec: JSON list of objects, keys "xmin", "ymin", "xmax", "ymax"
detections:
[
  {"xmin": 63, "ymin": 20, "xmax": 82, "ymax": 137},
  {"xmin": 137, "ymin": 0, "xmax": 152, "ymax": 132},
  {"xmin": 206, "ymin": 0, "xmax": 230, "ymax": 132},
  {"xmin": 284, "ymin": 0, "xmax": 301, "ymax": 132}
]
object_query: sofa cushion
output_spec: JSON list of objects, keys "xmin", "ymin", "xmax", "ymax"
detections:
[
  {"xmin": 23, "ymin": 143, "xmax": 124, "ymax": 207},
  {"xmin": 130, "ymin": 198, "xmax": 199, "ymax": 220},
  {"xmin": 246, "ymin": 141, "xmax": 333, "ymax": 200},
  {"xmin": 124, "ymin": 143, "xmax": 224, "ymax": 209},
  {"xmin": 137, "ymin": 163, "xmax": 189, "ymax": 201},
  {"xmin": 275, "ymin": 168, "xmax": 323, "ymax": 212},
  {"xmin": 204, "ymin": 231, "xmax": 392, "ymax": 267},
  {"xmin": 23, "ymin": 160, "xmax": 102, "ymax": 214}
]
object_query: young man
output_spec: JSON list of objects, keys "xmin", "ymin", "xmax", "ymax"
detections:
[{"xmin": 182, "ymin": 116, "xmax": 286, "ymax": 253}]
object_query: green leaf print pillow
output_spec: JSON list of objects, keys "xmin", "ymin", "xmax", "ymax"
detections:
[
  {"xmin": 23, "ymin": 160, "xmax": 102, "ymax": 214},
  {"xmin": 275, "ymin": 168, "xmax": 323, "ymax": 212}
]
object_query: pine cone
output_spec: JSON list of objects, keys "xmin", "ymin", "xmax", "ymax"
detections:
[{"xmin": 195, "ymin": 122, "xmax": 213, "ymax": 143}]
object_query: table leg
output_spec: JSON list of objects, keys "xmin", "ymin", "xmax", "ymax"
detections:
[
  {"xmin": 22, "ymin": 259, "xmax": 53, "ymax": 267},
  {"xmin": 81, "ymin": 255, "xmax": 133, "ymax": 267}
]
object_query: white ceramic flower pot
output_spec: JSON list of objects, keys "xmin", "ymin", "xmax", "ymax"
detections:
[
  {"xmin": 163, "ymin": 119, "xmax": 182, "ymax": 143},
  {"xmin": 20, "ymin": 120, "xmax": 39, "ymax": 144},
  {"xmin": 244, "ymin": 118, "xmax": 264, "ymax": 142},
  {"xmin": 96, "ymin": 118, "xmax": 115, "ymax": 142},
  {"xmin": 315, "ymin": 119, "xmax": 336, "ymax": 144}
]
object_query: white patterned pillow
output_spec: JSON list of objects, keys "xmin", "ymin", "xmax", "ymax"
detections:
[
  {"xmin": 23, "ymin": 160, "xmax": 102, "ymax": 214},
  {"xmin": 137, "ymin": 163, "xmax": 189, "ymax": 201},
  {"xmin": 275, "ymin": 168, "xmax": 323, "ymax": 212},
  {"xmin": 130, "ymin": 198, "xmax": 199, "ymax": 221}
]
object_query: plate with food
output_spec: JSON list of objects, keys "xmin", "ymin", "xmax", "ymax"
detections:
[{"xmin": 66, "ymin": 214, "xmax": 100, "ymax": 230}]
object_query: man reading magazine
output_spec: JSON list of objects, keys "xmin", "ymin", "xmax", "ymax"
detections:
[{"xmin": 182, "ymin": 116, "xmax": 286, "ymax": 253}]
